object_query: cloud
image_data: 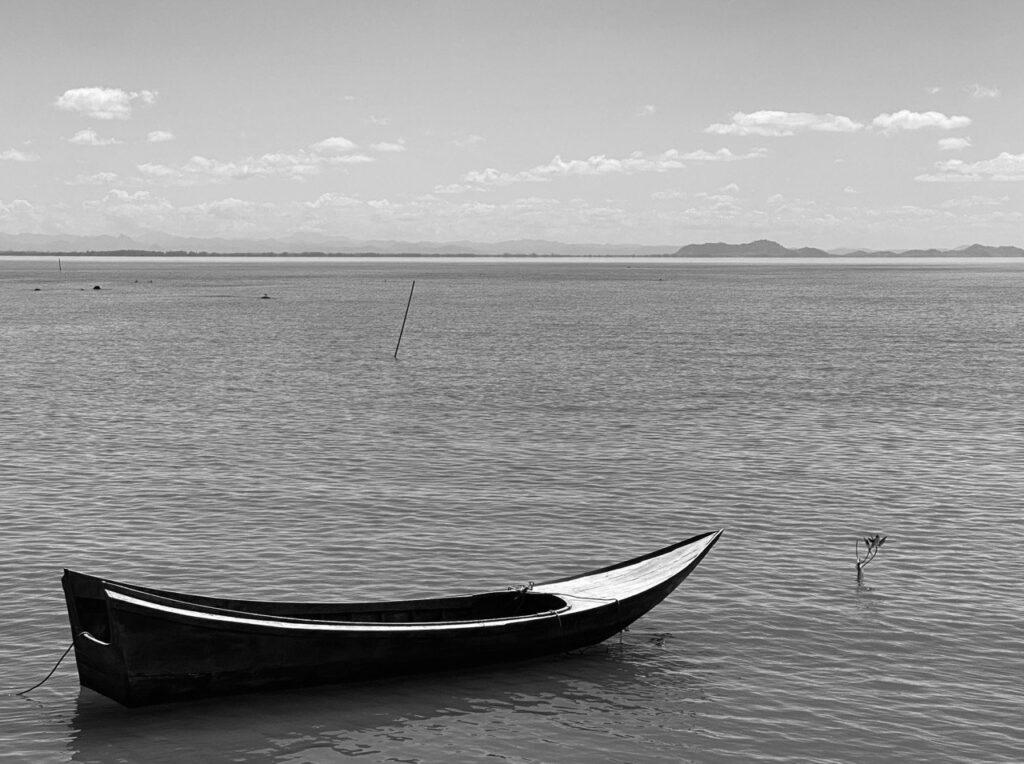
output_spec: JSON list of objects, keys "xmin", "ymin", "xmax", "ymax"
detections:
[
  {"xmin": 674, "ymin": 147, "xmax": 766, "ymax": 161},
  {"xmin": 937, "ymin": 195, "xmax": 1008, "ymax": 209},
  {"xmin": 463, "ymin": 147, "xmax": 765, "ymax": 186},
  {"xmin": 308, "ymin": 192, "xmax": 364, "ymax": 209},
  {"xmin": 937, "ymin": 137, "xmax": 971, "ymax": 151},
  {"xmin": 967, "ymin": 83, "xmax": 1000, "ymax": 99},
  {"xmin": 138, "ymin": 139, "xmax": 376, "ymax": 185},
  {"xmin": 67, "ymin": 172, "xmax": 120, "ymax": 185},
  {"xmin": 146, "ymin": 130, "xmax": 175, "ymax": 143},
  {"xmin": 69, "ymin": 129, "xmax": 121, "ymax": 146},
  {"xmin": 83, "ymin": 189, "xmax": 175, "ymax": 220},
  {"xmin": 366, "ymin": 115, "xmax": 391, "ymax": 126},
  {"xmin": 433, "ymin": 183, "xmax": 474, "ymax": 194},
  {"xmin": 0, "ymin": 198, "xmax": 46, "ymax": 230},
  {"xmin": 638, "ymin": 104, "xmax": 657, "ymax": 117},
  {"xmin": 1, "ymin": 148, "xmax": 39, "ymax": 161},
  {"xmin": 188, "ymin": 197, "xmax": 260, "ymax": 219},
  {"xmin": 705, "ymin": 110, "xmax": 863, "ymax": 136},
  {"xmin": 693, "ymin": 190, "xmax": 741, "ymax": 210},
  {"xmin": 452, "ymin": 134, "xmax": 486, "ymax": 148},
  {"xmin": 651, "ymin": 189, "xmax": 687, "ymax": 200},
  {"xmin": 138, "ymin": 154, "xmax": 317, "ymax": 184},
  {"xmin": 312, "ymin": 136, "xmax": 358, "ymax": 153},
  {"xmin": 55, "ymin": 87, "xmax": 156, "ymax": 120},
  {"xmin": 871, "ymin": 110, "xmax": 970, "ymax": 134},
  {"xmin": 916, "ymin": 152, "xmax": 1024, "ymax": 182},
  {"xmin": 371, "ymin": 139, "xmax": 406, "ymax": 152}
]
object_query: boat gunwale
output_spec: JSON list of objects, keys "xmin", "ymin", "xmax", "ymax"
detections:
[
  {"xmin": 104, "ymin": 587, "xmax": 577, "ymax": 632},
  {"xmin": 68, "ymin": 530, "xmax": 723, "ymax": 634},
  {"xmin": 537, "ymin": 530, "xmax": 721, "ymax": 586}
]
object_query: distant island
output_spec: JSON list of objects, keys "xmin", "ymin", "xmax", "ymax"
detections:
[
  {"xmin": 1, "ymin": 232, "xmax": 1023, "ymax": 258},
  {"xmin": 671, "ymin": 239, "xmax": 1024, "ymax": 258}
]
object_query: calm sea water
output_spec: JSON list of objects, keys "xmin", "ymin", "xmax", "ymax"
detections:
[{"xmin": 1, "ymin": 258, "xmax": 1021, "ymax": 763}]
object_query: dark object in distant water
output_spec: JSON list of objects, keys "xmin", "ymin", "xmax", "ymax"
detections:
[
  {"xmin": 61, "ymin": 530, "xmax": 723, "ymax": 707},
  {"xmin": 93, "ymin": 285, "xmax": 101, "ymax": 290},
  {"xmin": 33, "ymin": 287, "xmax": 41, "ymax": 291},
  {"xmin": 394, "ymin": 280, "xmax": 415, "ymax": 358},
  {"xmin": 856, "ymin": 533, "xmax": 887, "ymax": 582},
  {"xmin": 260, "ymin": 293, "xmax": 271, "ymax": 299}
]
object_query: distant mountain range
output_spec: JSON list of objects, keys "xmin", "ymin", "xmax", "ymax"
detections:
[
  {"xmin": 672, "ymin": 239, "xmax": 1024, "ymax": 258},
  {"xmin": 0, "ymin": 232, "xmax": 676, "ymax": 256},
  {"xmin": 1, "ymin": 232, "xmax": 1023, "ymax": 257}
]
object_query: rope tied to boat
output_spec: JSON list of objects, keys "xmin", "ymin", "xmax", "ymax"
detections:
[{"xmin": 16, "ymin": 635, "xmax": 81, "ymax": 697}]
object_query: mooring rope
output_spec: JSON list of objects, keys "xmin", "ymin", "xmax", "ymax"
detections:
[{"xmin": 16, "ymin": 639, "xmax": 76, "ymax": 697}]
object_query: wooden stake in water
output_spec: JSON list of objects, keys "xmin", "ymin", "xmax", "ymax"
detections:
[{"xmin": 394, "ymin": 280, "xmax": 416, "ymax": 359}]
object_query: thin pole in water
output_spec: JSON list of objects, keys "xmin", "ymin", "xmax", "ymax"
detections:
[
  {"xmin": 394, "ymin": 280, "xmax": 416, "ymax": 359},
  {"xmin": 58, "ymin": 258, "xmax": 62, "ymax": 272}
]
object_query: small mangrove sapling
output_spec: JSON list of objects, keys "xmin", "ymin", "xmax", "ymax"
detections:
[{"xmin": 856, "ymin": 533, "xmax": 886, "ymax": 582}]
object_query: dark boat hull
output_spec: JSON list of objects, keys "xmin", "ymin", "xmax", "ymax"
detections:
[{"xmin": 63, "ymin": 530, "xmax": 722, "ymax": 706}]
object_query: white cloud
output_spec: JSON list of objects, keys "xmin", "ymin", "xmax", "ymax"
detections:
[
  {"xmin": 871, "ymin": 110, "xmax": 971, "ymax": 134},
  {"xmin": 309, "ymin": 193, "xmax": 364, "ymax": 208},
  {"xmin": 366, "ymin": 115, "xmax": 391, "ymax": 126},
  {"xmin": 69, "ymin": 129, "xmax": 121, "ymax": 146},
  {"xmin": 0, "ymin": 198, "xmax": 47, "ymax": 231},
  {"xmin": 55, "ymin": 87, "xmax": 156, "ymax": 120},
  {"xmin": 463, "ymin": 147, "xmax": 764, "ymax": 186},
  {"xmin": 843, "ymin": 186, "xmax": 858, "ymax": 194},
  {"xmin": 638, "ymin": 104, "xmax": 657, "ymax": 117},
  {"xmin": 705, "ymin": 110, "xmax": 863, "ymax": 136},
  {"xmin": 693, "ymin": 190, "xmax": 741, "ymax": 210},
  {"xmin": 465, "ymin": 153, "xmax": 673, "ymax": 185},
  {"xmin": 189, "ymin": 197, "xmax": 259, "ymax": 219},
  {"xmin": 938, "ymin": 137, "xmax": 971, "ymax": 151},
  {"xmin": 452, "ymin": 134, "xmax": 486, "ymax": 148},
  {"xmin": 916, "ymin": 152, "xmax": 1024, "ymax": 182},
  {"xmin": 1, "ymin": 148, "xmax": 39, "ymax": 161},
  {"xmin": 674, "ymin": 147, "xmax": 766, "ymax": 161},
  {"xmin": 146, "ymin": 130, "xmax": 175, "ymax": 143},
  {"xmin": 967, "ymin": 83, "xmax": 1000, "ymax": 99},
  {"xmin": 371, "ymin": 139, "xmax": 406, "ymax": 152},
  {"xmin": 433, "ymin": 183, "xmax": 474, "ymax": 194},
  {"xmin": 312, "ymin": 135, "xmax": 358, "ymax": 153},
  {"xmin": 938, "ymin": 195, "xmax": 1008, "ymax": 209},
  {"xmin": 138, "ymin": 140, "xmax": 377, "ymax": 185},
  {"xmin": 913, "ymin": 173, "xmax": 978, "ymax": 184},
  {"xmin": 67, "ymin": 172, "xmax": 119, "ymax": 185},
  {"xmin": 83, "ymin": 189, "xmax": 174, "ymax": 220}
]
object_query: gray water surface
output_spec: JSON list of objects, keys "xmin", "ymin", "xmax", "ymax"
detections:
[{"xmin": 2, "ymin": 260, "xmax": 1021, "ymax": 763}]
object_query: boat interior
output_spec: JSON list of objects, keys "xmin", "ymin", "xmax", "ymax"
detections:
[{"xmin": 65, "ymin": 571, "xmax": 569, "ymax": 633}]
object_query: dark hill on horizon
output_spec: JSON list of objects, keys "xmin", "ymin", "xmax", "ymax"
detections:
[
  {"xmin": 674, "ymin": 240, "xmax": 1024, "ymax": 258},
  {"xmin": 674, "ymin": 239, "xmax": 832, "ymax": 257}
]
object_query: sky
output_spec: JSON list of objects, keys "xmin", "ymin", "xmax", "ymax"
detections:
[{"xmin": 2, "ymin": 0, "xmax": 1023, "ymax": 250}]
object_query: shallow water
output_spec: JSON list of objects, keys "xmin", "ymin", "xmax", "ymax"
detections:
[{"xmin": 1, "ymin": 259, "xmax": 1022, "ymax": 762}]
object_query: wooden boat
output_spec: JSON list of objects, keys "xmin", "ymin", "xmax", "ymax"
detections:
[{"xmin": 62, "ymin": 530, "xmax": 722, "ymax": 706}]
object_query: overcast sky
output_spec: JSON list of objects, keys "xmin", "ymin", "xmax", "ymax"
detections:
[{"xmin": 2, "ymin": 0, "xmax": 1022, "ymax": 249}]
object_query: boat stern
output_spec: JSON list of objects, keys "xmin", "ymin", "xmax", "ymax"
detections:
[{"xmin": 62, "ymin": 570, "xmax": 133, "ymax": 705}]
